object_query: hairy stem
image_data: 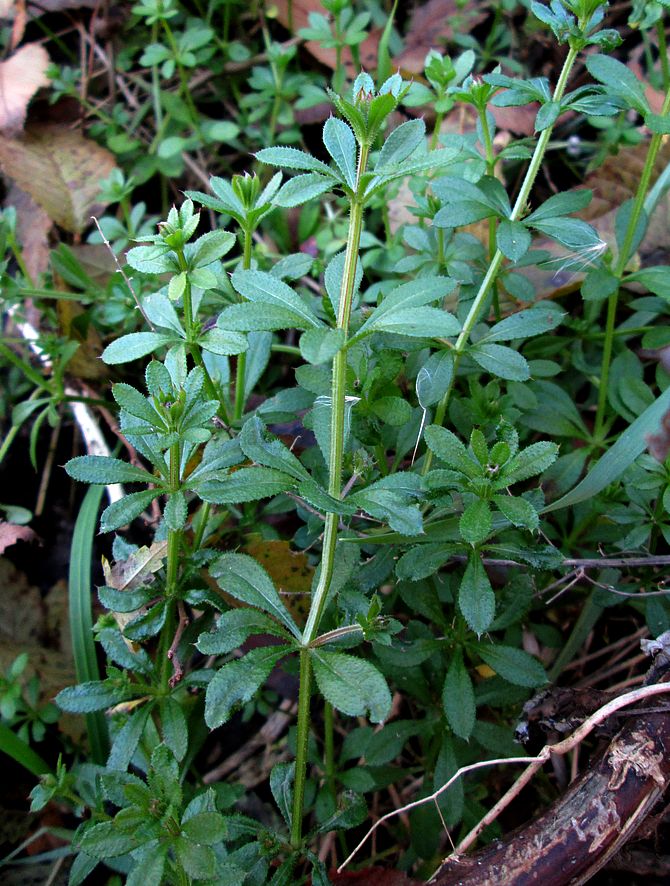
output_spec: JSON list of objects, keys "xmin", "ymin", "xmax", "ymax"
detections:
[
  {"xmin": 291, "ymin": 143, "xmax": 370, "ymax": 846},
  {"xmin": 421, "ymin": 43, "xmax": 580, "ymax": 475},
  {"xmin": 234, "ymin": 227, "xmax": 253, "ymax": 422}
]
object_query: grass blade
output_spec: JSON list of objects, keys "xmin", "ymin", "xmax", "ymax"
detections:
[
  {"xmin": 543, "ymin": 386, "xmax": 670, "ymax": 513},
  {"xmin": 0, "ymin": 722, "xmax": 51, "ymax": 776},
  {"xmin": 69, "ymin": 484, "xmax": 109, "ymax": 764}
]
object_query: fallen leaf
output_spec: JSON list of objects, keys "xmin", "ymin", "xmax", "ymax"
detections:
[
  {"xmin": 0, "ymin": 42, "xmax": 50, "ymax": 134},
  {"xmin": 6, "ymin": 181, "xmax": 52, "ymax": 280},
  {"xmin": 0, "ymin": 521, "xmax": 38, "ymax": 554},
  {"xmin": 103, "ymin": 541, "xmax": 168, "ymax": 591},
  {"xmin": 580, "ymin": 138, "xmax": 670, "ymax": 261},
  {"xmin": 0, "ymin": 123, "xmax": 115, "ymax": 232},
  {"xmin": 56, "ymin": 300, "xmax": 108, "ymax": 381},
  {"xmin": 395, "ymin": 0, "xmax": 487, "ymax": 75},
  {"xmin": 27, "ymin": 0, "xmax": 97, "ymax": 12}
]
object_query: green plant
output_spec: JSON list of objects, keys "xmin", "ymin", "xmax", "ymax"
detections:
[{"xmin": 4, "ymin": 0, "xmax": 670, "ymax": 881}]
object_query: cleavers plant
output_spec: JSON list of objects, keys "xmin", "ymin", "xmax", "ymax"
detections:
[{"xmin": 17, "ymin": 0, "xmax": 670, "ymax": 882}]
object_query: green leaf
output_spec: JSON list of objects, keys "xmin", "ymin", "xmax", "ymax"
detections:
[
  {"xmin": 175, "ymin": 838, "xmax": 217, "ymax": 880},
  {"xmin": 189, "ymin": 229, "xmax": 236, "ymax": 268},
  {"xmin": 125, "ymin": 845, "xmax": 166, "ymax": 886},
  {"xmin": 496, "ymin": 220, "xmax": 531, "ymax": 263},
  {"xmin": 100, "ymin": 489, "xmax": 160, "ymax": 533},
  {"xmin": 470, "ymin": 343, "xmax": 530, "ymax": 381},
  {"xmin": 256, "ymin": 146, "xmax": 334, "ymax": 176},
  {"xmin": 442, "ymin": 652, "xmax": 475, "ymax": 740},
  {"xmin": 231, "ymin": 269, "xmax": 320, "ymax": 329},
  {"xmin": 66, "ymin": 455, "xmax": 155, "ymax": 486},
  {"xmin": 528, "ymin": 216, "xmax": 603, "ymax": 251},
  {"xmin": 477, "ymin": 644, "xmax": 547, "ymax": 687},
  {"xmin": 626, "ymin": 267, "xmax": 670, "ymax": 298},
  {"xmin": 500, "ymin": 441, "xmax": 559, "ymax": 485},
  {"xmin": 325, "ymin": 250, "xmax": 363, "ymax": 316},
  {"xmin": 311, "ymin": 650, "xmax": 392, "ymax": 724},
  {"xmin": 323, "ymin": 117, "xmax": 357, "ymax": 189},
  {"xmin": 458, "ymin": 555, "xmax": 495, "ymax": 635},
  {"xmin": 299, "ymin": 327, "xmax": 345, "ymax": 365},
  {"xmin": 198, "ymin": 328, "xmax": 248, "ymax": 356},
  {"xmin": 102, "ymin": 332, "xmax": 178, "ymax": 364},
  {"xmin": 196, "ymin": 466, "xmax": 296, "ymax": 504},
  {"xmin": 367, "ymin": 306, "xmax": 461, "ymax": 339},
  {"xmin": 543, "ymin": 386, "xmax": 670, "ymax": 513},
  {"xmin": 424, "ymin": 425, "xmax": 483, "ymax": 478},
  {"xmin": 459, "ymin": 498, "xmax": 492, "ymax": 546},
  {"xmin": 581, "ymin": 267, "xmax": 619, "ymax": 302},
  {"xmin": 535, "ymin": 100, "xmax": 561, "ymax": 131},
  {"xmin": 126, "ymin": 244, "xmax": 175, "ymax": 274},
  {"xmin": 377, "ymin": 118, "xmax": 425, "ymax": 168},
  {"xmin": 79, "ymin": 822, "xmax": 137, "ymax": 859},
  {"xmin": 108, "ymin": 705, "xmax": 151, "ymax": 771},
  {"xmin": 274, "ymin": 173, "xmax": 335, "ymax": 207},
  {"xmin": 525, "ymin": 189, "xmax": 592, "ymax": 222},
  {"xmin": 371, "ymin": 396, "xmax": 412, "ymax": 427},
  {"xmin": 56, "ymin": 680, "xmax": 132, "ymax": 712},
  {"xmin": 586, "ymin": 54, "xmax": 649, "ymax": 115},
  {"xmin": 483, "ymin": 303, "xmax": 564, "ymax": 342},
  {"xmin": 240, "ymin": 416, "xmax": 310, "ymax": 482},
  {"xmin": 160, "ymin": 697, "xmax": 188, "ymax": 762},
  {"xmin": 270, "ymin": 761, "xmax": 294, "ymax": 828},
  {"xmin": 218, "ymin": 301, "xmax": 313, "ymax": 332},
  {"xmin": 416, "ymin": 350, "xmax": 454, "ymax": 409},
  {"xmin": 209, "ymin": 552, "xmax": 300, "ymax": 637},
  {"xmin": 356, "ymin": 276, "xmax": 457, "ymax": 339},
  {"xmin": 0, "ymin": 722, "xmax": 51, "ymax": 777},
  {"xmin": 492, "ymin": 494, "xmax": 539, "ymax": 530},
  {"xmin": 204, "ymin": 646, "xmax": 291, "ymax": 727},
  {"xmin": 197, "ymin": 608, "xmax": 289, "ymax": 655},
  {"xmin": 181, "ymin": 812, "xmax": 227, "ymax": 845},
  {"xmin": 164, "ymin": 490, "xmax": 187, "ymax": 531}
]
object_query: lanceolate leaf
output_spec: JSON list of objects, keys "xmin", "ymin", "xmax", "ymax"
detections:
[
  {"xmin": 204, "ymin": 645, "xmax": 292, "ymax": 728},
  {"xmin": 102, "ymin": 332, "xmax": 179, "ymax": 364},
  {"xmin": 209, "ymin": 552, "xmax": 300, "ymax": 637},
  {"xmin": 543, "ymin": 386, "xmax": 670, "ymax": 513},
  {"xmin": 231, "ymin": 269, "xmax": 321, "ymax": 329},
  {"xmin": 311, "ymin": 650, "xmax": 392, "ymax": 724},
  {"xmin": 458, "ymin": 554, "xmax": 495, "ymax": 635},
  {"xmin": 66, "ymin": 455, "xmax": 156, "ymax": 486},
  {"xmin": 323, "ymin": 117, "xmax": 357, "ymax": 190}
]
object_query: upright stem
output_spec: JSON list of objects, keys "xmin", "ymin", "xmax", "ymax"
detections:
[
  {"xmin": 161, "ymin": 441, "xmax": 181, "ymax": 693},
  {"xmin": 421, "ymin": 44, "xmax": 580, "ymax": 475},
  {"xmin": 234, "ymin": 228, "xmax": 253, "ymax": 422},
  {"xmin": 594, "ymin": 82, "xmax": 670, "ymax": 440},
  {"xmin": 176, "ymin": 250, "xmax": 229, "ymax": 423},
  {"xmin": 291, "ymin": 143, "xmax": 370, "ymax": 846}
]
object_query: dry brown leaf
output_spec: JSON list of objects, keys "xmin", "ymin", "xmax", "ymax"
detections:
[
  {"xmin": 0, "ymin": 123, "xmax": 115, "ymax": 232},
  {"xmin": 0, "ymin": 521, "xmax": 37, "ymax": 554},
  {"xmin": 273, "ymin": 0, "xmax": 382, "ymax": 75},
  {"xmin": 395, "ymin": 0, "xmax": 487, "ymax": 75},
  {"xmin": 56, "ymin": 300, "xmax": 108, "ymax": 381},
  {"xmin": 6, "ymin": 181, "xmax": 52, "ymax": 280},
  {"xmin": 0, "ymin": 43, "xmax": 50, "ymax": 134},
  {"xmin": 581, "ymin": 138, "xmax": 670, "ymax": 260},
  {"xmin": 27, "ymin": 0, "xmax": 96, "ymax": 12}
]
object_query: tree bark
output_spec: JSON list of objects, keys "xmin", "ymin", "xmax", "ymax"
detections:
[{"xmin": 431, "ymin": 681, "xmax": 670, "ymax": 885}]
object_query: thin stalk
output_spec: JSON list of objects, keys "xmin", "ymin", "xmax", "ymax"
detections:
[
  {"xmin": 192, "ymin": 501, "xmax": 211, "ymax": 551},
  {"xmin": 176, "ymin": 249, "xmax": 229, "ymax": 423},
  {"xmin": 478, "ymin": 106, "xmax": 500, "ymax": 318},
  {"xmin": 160, "ymin": 441, "xmax": 181, "ymax": 694},
  {"xmin": 658, "ymin": 19, "xmax": 670, "ymax": 93},
  {"xmin": 291, "ymin": 143, "xmax": 370, "ymax": 846},
  {"xmin": 290, "ymin": 648, "xmax": 312, "ymax": 847},
  {"xmin": 161, "ymin": 20, "xmax": 202, "ymax": 135},
  {"xmin": 430, "ymin": 111, "xmax": 445, "ymax": 151},
  {"xmin": 421, "ymin": 44, "xmax": 580, "ymax": 475},
  {"xmin": 594, "ymin": 81, "xmax": 670, "ymax": 440},
  {"xmin": 234, "ymin": 228, "xmax": 253, "ymax": 421},
  {"xmin": 324, "ymin": 701, "xmax": 336, "ymax": 801}
]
